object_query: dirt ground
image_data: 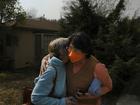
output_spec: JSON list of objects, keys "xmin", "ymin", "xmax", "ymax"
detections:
[
  {"xmin": 0, "ymin": 68, "xmax": 38, "ymax": 105},
  {"xmin": 0, "ymin": 68, "xmax": 140, "ymax": 105},
  {"xmin": 116, "ymin": 94, "xmax": 140, "ymax": 105}
]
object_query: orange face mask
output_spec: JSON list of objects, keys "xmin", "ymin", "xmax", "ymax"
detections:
[{"xmin": 68, "ymin": 50, "xmax": 85, "ymax": 63}]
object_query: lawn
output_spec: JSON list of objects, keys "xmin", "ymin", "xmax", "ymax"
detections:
[
  {"xmin": 1, "ymin": 68, "xmax": 139, "ymax": 105},
  {"xmin": 0, "ymin": 68, "xmax": 38, "ymax": 105}
]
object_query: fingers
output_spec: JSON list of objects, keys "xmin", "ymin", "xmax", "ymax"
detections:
[
  {"xmin": 39, "ymin": 58, "xmax": 48, "ymax": 75},
  {"xmin": 39, "ymin": 54, "xmax": 50, "ymax": 75},
  {"xmin": 76, "ymin": 91, "xmax": 85, "ymax": 96},
  {"xmin": 41, "ymin": 60, "xmax": 47, "ymax": 69},
  {"xmin": 66, "ymin": 97, "xmax": 77, "ymax": 105},
  {"xmin": 84, "ymin": 92, "xmax": 90, "ymax": 96}
]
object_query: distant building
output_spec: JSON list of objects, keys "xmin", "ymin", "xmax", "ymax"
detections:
[{"xmin": 0, "ymin": 19, "xmax": 61, "ymax": 69}]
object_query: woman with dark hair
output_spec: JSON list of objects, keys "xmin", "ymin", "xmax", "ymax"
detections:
[
  {"xmin": 66, "ymin": 32, "xmax": 112, "ymax": 105},
  {"xmin": 39, "ymin": 32, "xmax": 112, "ymax": 105}
]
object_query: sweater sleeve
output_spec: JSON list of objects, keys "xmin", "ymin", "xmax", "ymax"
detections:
[
  {"xmin": 31, "ymin": 66, "xmax": 66, "ymax": 105},
  {"xmin": 88, "ymin": 78, "xmax": 102, "ymax": 96},
  {"xmin": 94, "ymin": 63, "xmax": 112, "ymax": 96}
]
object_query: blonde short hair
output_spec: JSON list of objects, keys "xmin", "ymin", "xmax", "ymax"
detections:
[{"xmin": 48, "ymin": 38, "xmax": 68, "ymax": 58}]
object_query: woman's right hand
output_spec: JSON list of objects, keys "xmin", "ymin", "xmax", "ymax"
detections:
[
  {"xmin": 39, "ymin": 54, "xmax": 50, "ymax": 75},
  {"xmin": 66, "ymin": 97, "xmax": 77, "ymax": 105}
]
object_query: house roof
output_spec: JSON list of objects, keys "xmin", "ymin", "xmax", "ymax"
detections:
[{"xmin": 15, "ymin": 19, "xmax": 61, "ymax": 32}]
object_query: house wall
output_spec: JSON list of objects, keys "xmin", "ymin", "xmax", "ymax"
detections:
[
  {"xmin": 42, "ymin": 33, "xmax": 59, "ymax": 54},
  {"xmin": 0, "ymin": 31, "xmax": 16, "ymax": 69},
  {"xmin": 14, "ymin": 31, "xmax": 35, "ymax": 68},
  {"xmin": 14, "ymin": 31, "xmax": 59, "ymax": 69},
  {"xmin": 34, "ymin": 33, "xmax": 59, "ymax": 68}
]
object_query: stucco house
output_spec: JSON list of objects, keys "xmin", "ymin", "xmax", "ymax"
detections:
[{"xmin": 0, "ymin": 19, "xmax": 60, "ymax": 69}]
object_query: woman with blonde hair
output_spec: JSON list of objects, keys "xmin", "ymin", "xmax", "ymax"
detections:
[{"xmin": 31, "ymin": 38, "xmax": 74, "ymax": 105}]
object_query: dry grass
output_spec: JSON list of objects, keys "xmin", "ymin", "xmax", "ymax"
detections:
[
  {"xmin": 0, "ymin": 68, "xmax": 38, "ymax": 105},
  {"xmin": 1, "ymin": 68, "xmax": 139, "ymax": 105}
]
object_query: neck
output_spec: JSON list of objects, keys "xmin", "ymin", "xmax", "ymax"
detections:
[
  {"xmin": 73, "ymin": 57, "xmax": 86, "ymax": 66},
  {"xmin": 72, "ymin": 57, "xmax": 87, "ymax": 74}
]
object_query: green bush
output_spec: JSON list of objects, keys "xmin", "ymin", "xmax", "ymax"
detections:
[{"xmin": 110, "ymin": 56, "xmax": 139, "ymax": 95}]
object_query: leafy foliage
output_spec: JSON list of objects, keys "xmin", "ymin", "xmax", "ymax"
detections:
[
  {"xmin": 0, "ymin": 0, "xmax": 26, "ymax": 24},
  {"xmin": 60, "ymin": 0, "xmax": 140, "ymax": 96}
]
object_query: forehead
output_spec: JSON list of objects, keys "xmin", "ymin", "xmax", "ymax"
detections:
[{"xmin": 69, "ymin": 43, "xmax": 74, "ymax": 47}]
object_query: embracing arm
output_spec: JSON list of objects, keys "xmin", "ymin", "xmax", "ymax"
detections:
[
  {"xmin": 95, "ymin": 63, "xmax": 112, "ymax": 96},
  {"xmin": 39, "ymin": 54, "xmax": 50, "ymax": 76},
  {"xmin": 78, "ymin": 63, "xmax": 112, "ymax": 100},
  {"xmin": 31, "ymin": 66, "xmax": 66, "ymax": 105}
]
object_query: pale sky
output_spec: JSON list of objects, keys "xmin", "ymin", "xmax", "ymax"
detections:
[{"xmin": 19, "ymin": 0, "xmax": 140, "ymax": 20}]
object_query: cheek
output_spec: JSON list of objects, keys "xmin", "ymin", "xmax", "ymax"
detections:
[
  {"xmin": 64, "ymin": 55, "xmax": 69, "ymax": 63},
  {"xmin": 64, "ymin": 55, "xmax": 69, "ymax": 60}
]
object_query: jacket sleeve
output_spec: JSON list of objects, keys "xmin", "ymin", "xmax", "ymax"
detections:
[
  {"xmin": 31, "ymin": 66, "xmax": 66, "ymax": 105},
  {"xmin": 34, "ymin": 76, "xmax": 40, "ymax": 84}
]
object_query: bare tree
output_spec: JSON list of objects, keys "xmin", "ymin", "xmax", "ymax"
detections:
[
  {"xmin": 0, "ymin": 0, "xmax": 26, "ymax": 24},
  {"xmin": 26, "ymin": 8, "xmax": 38, "ymax": 19}
]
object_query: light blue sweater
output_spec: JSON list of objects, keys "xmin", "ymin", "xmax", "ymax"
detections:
[
  {"xmin": 88, "ymin": 78, "xmax": 101, "ymax": 96},
  {"xmin": 31, "ymin": 57, "xmax": 66, "ymax": 105}
]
